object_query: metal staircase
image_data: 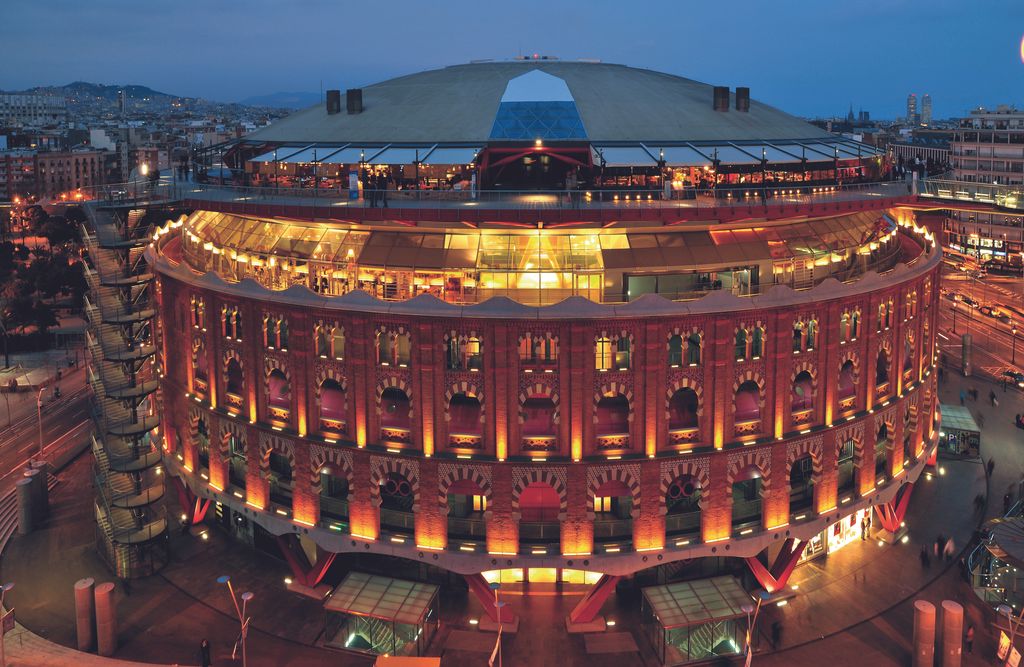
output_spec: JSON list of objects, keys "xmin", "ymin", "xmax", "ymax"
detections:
[{"xmin": 83, "ymin": 204, "xmax": 167, "ymax": 578}]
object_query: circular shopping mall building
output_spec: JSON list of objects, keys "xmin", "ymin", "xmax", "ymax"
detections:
[{"xmin": 144, "ymin": 58, "xmax": 939, "ymax": 647}]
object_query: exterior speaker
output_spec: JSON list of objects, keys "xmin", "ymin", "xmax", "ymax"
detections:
[
  {"xmin": 346, "ymin": 88, "xmax": 363, "ymax": 114},
  {"xmin": 735, "ymin": 87, "xmax": 750, "ymax": 112},
  {"xmin": 713, "ymin": 86, "xmax": 729, "ymax": 112},
  {"xmin": 326, "ymin": 90, "xmax": 341, "ymax": 115}
]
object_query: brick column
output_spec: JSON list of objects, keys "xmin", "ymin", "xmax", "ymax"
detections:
[
  {"xmin": 348, "ymin": 449, "xmax": 378, "ymax": 540},
  {"xmin": 765, "ymin": 442, "xmax": 790, "ymax": 529},
  {"xmin": 771, "ymin": 313, "xmax": 790, "ymax": 438},
  {"xmin": 570, "ymin": 323, "xmax": 588, "ymax": 460},
  {"xmin": 562, "ymin": 465, "xmax": 593, "ymax": 555},
  {"xmin": 488, "ymin": 465, "xmax": 517, "ymax": 554},
  {"xmin": 711, "ymin": 317, "xmax": 731, "ymax": 449},
  {"xmin": 415, "ymin": 458, "xmax": 445, "ymax": 549},
  {"xmin": 817, "ymin": 431, "xmax": 839, "ymax": 513},
  {"xmin": 291, "ymin": 441, "xmax": 317, "ymax": 526},
  {"xmin": 645, "ymin": 323, "xmax": 665, "ymax": 457},
  {"xmin": 633, "ymin": 458, "xmax": 664, "ymax": 551},
  {"xmin": 703, "ymin": 453, "xmax": 731, "ymax": 542},
  {"xmin": 350, "ymin": 315, "xmax": 371, "ymax": 448},
  {"xmin": 244, "ymin": 424, "xmax": 268, "ymax": 510},
  {"xmin": 822, "ymin": 302, "xmax": 841, "ymax": 427},
  {"xmin": 859, "ymin": 420, "xmax": 877, "ymax": 497}
]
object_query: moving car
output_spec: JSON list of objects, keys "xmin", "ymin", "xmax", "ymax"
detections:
[{"xmin": 1004, "ymin": 370, "xmax": 1024, "ymax": 388}]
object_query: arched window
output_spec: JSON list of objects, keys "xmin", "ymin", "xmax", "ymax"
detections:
[
  {"xmin": 877, "ymin": 303, "xmax": 886, "ymax": 333},
  {"xmin": 792, "ymin": 371, "xmax": 814, "ymax": 412},
  {"xmin": 665, "ymin": 474, "xmax": 702, "ymax": 538},
  {"xmin": 904, "ymin": 334, "xmax": 914, "ymax": 372},
  {"xmin": 331, "ymin": 327, "xmax": 346, "ymax": 360},
  {"xmin": 839, "ymin": 313, "xmax": 850, "ymax": 343},
  {"xmin": 789, "ymin": 455, "xmax": 815, "ymax": 515},
  {"xmin": 380, "ymin": 387, "xmax": 411, "ymax": 430},
  {"xmin": 267, "ymin": 369, "xmax": 290, "ymax": 408},
  {"xmin": 194, "ymin": 343, "xmax": 208, "ymax": 383},
  {"xmin": 616, "ymin": 337, "xmax": 631, "ymax": 370},
  {"xmin": 876, "ymin": 348, "xmax": 890, "ymax": 386},
  {"xmin": 278, "ymin": 319, "xmax": 289, "ymax": 350},
  {"xmin": 222, "ymin": 305, "xmax": 232, "ymax": 338},
  {"xmin": 885, "ymin": 299, "xmax": 893, "ymax": 329},
  {"xmin": 395, "ymin": 332, "xmax": 411, "ymax": 366},
  {"xmin": 735, "ymin": 380, "xmax": 760, "ymax": 422},
  {"xmin": 265, "ymin": 315, "xmax": 276, "ymax": 348},
  {"xmin": 735, "ymin": 329, "xmax": 748, "ymax": 361},
  {"xmin": 522, "ymin": 395, "xmax": 557, "ymax": 437},
  {"xmin": 668, "ymin": 388, "xmax": 699, "ymax": 430},
  {"xmin": 226, "ymin": 358, "xmax": 243, "ymax": 396},
  {"xmin": 807, "ymin": 319, "xmax": 817, "ymax": 350},
  {"xmin": 731, "ymin": 465, "xmax": 763, "ymax": 531},
  {"xmin": 595, "ymin": 394, "xmax": 630, "ymax": 436},
  {"xmin": 377, "ymin": 331, "xmax": 392, "ymax": 365},
  {"xmin": 838, "ymin": 360, "xmax": 856, "ymax": 400},
  {"xmin": 449, "ymin": 393, "xmax": 482, "ymax": 436},
  {"xmin": 687, "ymin": 333, "xmax": 702, "ymax": 365},
  {"xmin": 792, "ymin": 322, "xmax": 804, "ymax": 353},
  {"xmin": 667, "ymin": 335, "xmax": 683, "ymax": 367},
  {"xmin": 315, "ymin": 325, "xmax": 329, "ymax": 357},
  {"xmin": 233, "ymin": 309, "xmax": 243, "ymax": 340},
  {"xmin": 465, "ymin": 336, "xmax": 482, "ymax": 371},
  {"xmin": 851, "ymin": 310, "xmax": 860, "ymax": 340},
  {"xmin": 751, "ymin": 327, "xmax": 764, "ymax": 358},
  {"xmin": 447, "ymin": 337, "xmax": 463, "ymax": 370},
  {"xmin": 519, "ymin": 482, "xmax": 560, "ymax": 522},
  {"xmin": 319, "ymin": 379, "xmax": 345, "ymax": 422},
  {"xmin": 595, "ymin": 336, "xmax": 613, "ymax": 371},
  {"xmin": 520, "ymin": 333, "xmax": 558, "ymax": 366}
]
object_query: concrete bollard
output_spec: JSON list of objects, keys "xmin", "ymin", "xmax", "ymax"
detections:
[
  {"xmin": 941, "ymin": 600, "xmax": 963, "ymax": 667},
  {"xmin": 74, "ymin": 577, "xmax": 95, "ymax": 652},
  {"xmin": 22, "ymin": 468, "xmax": 41, "ymax": 521},
  {"xmin": 94, "ymin": 582, "xmax": 117, "ymax": 657},
  {"xmin": 30, "ymin": 460, "xmax": 48, "ymax": 518},
  {"xmin": 16, "ymin": 478, "xmax": 34, "ymax": 535},
  {"xmin": 913, "ymin": 599, "xmax": 936, "ymax": 667}
]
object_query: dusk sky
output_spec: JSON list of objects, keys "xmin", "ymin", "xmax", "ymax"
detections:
[{"xmin": 4, "ymin": 0, "xmax": 1023, "ymax": 119}]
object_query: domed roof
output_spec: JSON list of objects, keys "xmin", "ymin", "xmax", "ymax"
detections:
[{"xmin": 246, "ymin": 60, "xmax": 834, "ymax": 146}]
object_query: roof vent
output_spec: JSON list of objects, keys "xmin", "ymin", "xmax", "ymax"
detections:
[
  {"xmin": 735, "ymin": 87, "xmax": 750, "ymax": 112},
  {"xmin": 346, "ymin": 88, "xmax": 363, "ymax": 115},
  {"xmin": 713, "ymin": 86, "xmax": 729, "ymax": 112},
  {"xmin": 326, "ymin": 90, "xmax": 341, "ymax": 115}
]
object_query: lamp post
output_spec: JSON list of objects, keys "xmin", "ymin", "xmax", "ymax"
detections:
[
  {"xmin": 997, "ymin": 603, "xmax": 1024, "ymax": 657},
  {"xmin": 1014, "ymin": 326, "xmax": 1018, "ymax": 365},
  {"xmin": 35, "ymin": 387, "xmax": 46, "ymax": 461},
  {"xmin": 217, "ymin": 575, "xmax": 253, "ymax": 667},
  {"xmin": 742, "ymin": 590, "xmax": 772, "ymax": 664},
  {"xmin": 489, "ymin": 581, "xmax": 503, "ymax": 667},
  {"xmin": 0, "ymin": 582, "xmax": 14, "ymax": 667}
]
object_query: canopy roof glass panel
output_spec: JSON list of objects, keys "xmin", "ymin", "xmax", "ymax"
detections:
[
  {"xmin": 421, "ymin": 147, "xmax": 481, "ymax": 165},
  {"xmin": 642, "ymin": 576, "xmax": 753, "ymax": 629},
  {"xmin": 653, "ymin": 145, "xmax": 712, "ymax": 167},
  {"xmin": 367, "ymin": 147, "xmax": 427, "ymax": 165},
  {"xmin": 939, "ymin": 404, "xmax": 980, "ymax": 433},
  {"xmin": 324, "ymin": 572, "xmax": 439, "ymax": 626},
  {"xmin": 592, "ymin": 146, "xmax": 657, "ymax": 167}
]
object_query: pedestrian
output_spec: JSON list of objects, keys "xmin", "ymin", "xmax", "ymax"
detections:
[
  {"xmin": 200, "ymin": 638, "xmax": 212, "ymax": 667},
  {"xmin": 379, "ymin": 172, "xmax": 389, "ymax": 208},
  {"xmin": 1005, "ymin": 492, "xmax": 1013, "ymax": 514},
  {"xmin": 934, "ymin": 534, "xmax": 944, "ymax": 558},
  {"xmin": 861, "ymin": 513, "xmax": 870, "ymax": 541},
  {"xmin": 965, "ymin": 624, "xmax": 975, "ymax": 653},
  {"xmin": 771, "ymin": 620, "xmax": 782, "ymax": 649},
  {"xmin": 991, "ymin": 390, "xmax": 997, "ymax": 406},
  {"xmin": 960, "ymin": 389, "xmax": 966, "ymax": 405},
  {"xmin": 988, "ymin": 458, "xmax": 996, "ymax": 478},
  {"xmin": 944, "ymin": 537, "xmax": 955, "ymax": 561},
  {"xmin": 919, "ymin": 546, "xmax": 930, "ymax": 569}
]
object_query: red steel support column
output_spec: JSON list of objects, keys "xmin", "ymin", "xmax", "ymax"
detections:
[
  {"xmin": 876, "ymin": 482, "xmax": 915, "ymax": 533},
  {"xmin": 464, "ymin": 574, "xmax": 518, "ymax": 624},
  {"xmin": 745, "ymin": 537, "xmax": 804, "ymax": 593},
  {"xmin": 567, "ymin": 574, "xmax": 621, "ymax": 625}
]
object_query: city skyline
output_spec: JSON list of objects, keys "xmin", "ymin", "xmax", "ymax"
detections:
[{"xmin": 2, "ymin": 0, "xmax": 1022, "ymax": 118}]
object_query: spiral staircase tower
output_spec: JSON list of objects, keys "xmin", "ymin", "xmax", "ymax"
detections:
[{"xmin": 83, "ymin": 204, "xmax": 168, "ymax": 578}]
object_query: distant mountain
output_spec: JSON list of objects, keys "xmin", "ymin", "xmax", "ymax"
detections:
[
  {"xmin": 239, "ymin": 91, "xmax": 321, "ymax": 110},
  {"xmin": 15, "ymin": 81, "xmax": 189, "ymax": 102}
]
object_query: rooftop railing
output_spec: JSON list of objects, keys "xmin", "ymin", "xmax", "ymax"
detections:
[{"xmin": 174, "ymin": 178, "xmax": 911, "ymax": 215}]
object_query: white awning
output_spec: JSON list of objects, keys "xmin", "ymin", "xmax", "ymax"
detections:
[
  {"xmin": 700, "ymin": 146, "xmax": 761, "ymax": 165},
  {"xmin": 247, "ymin": 146, "xmax": 311, "ymax": 163},
  {"xmin": 366, "ymin": 147, "xmax": 426, "ymax": 165},
  {"xmin": 592, "ymin": 146, "xmax": 657, "ymax": 167},
  {"xmin": 651, "ymin": 146, "xmax": 712, "ymax": 167},
  {"xmin": 420, "ymin": 147, "xmax": 481, "ymax": 165},
  {"xmin": 318, "ymin": 147, "xmax": 380, "ymax": 164}
]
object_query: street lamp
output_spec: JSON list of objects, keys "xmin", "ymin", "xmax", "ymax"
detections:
[
  {"xmin": 217, "ymin": 575, "xmax": 253, "ymax": 667},
  {"xmin": 1014, "ymin": 327, "xmax": 1018, "ymax": 365},
  {"xmin": 489, "ymin": 581, "xmax": 504, "ymax": 667},
  {"xmin": 997, "ymin": 603, "xmax": 1024, "ymax": 655},
  {"xmin": 35, "ymin": 387, "xmax": 47, "ymax": 461},
  {"xmin": 742, "ymin": 590, "xmax": 772, "ymax": 663}
]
